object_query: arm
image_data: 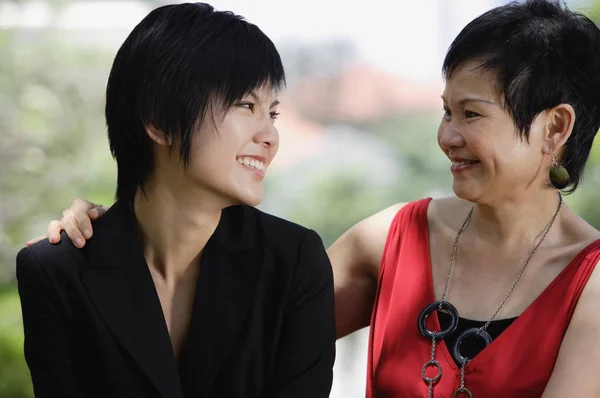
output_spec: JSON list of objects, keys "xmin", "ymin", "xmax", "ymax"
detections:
[
  {"xmin": 542, "ymin": 260, "xmax": 600, "ymax": 397},
  {"xmin": 264, "ymin": 230, "xmax": 336, "ymax": 398},
  {"xmin": 26, "ymin": 199, "xmax": 107, "ymax": 248},
  {"xmin": 328, "ymin": 203, "xmax": 405, "ymax": 339},
  {"xmin": 16, "ymin": 248, "xmax": 87, "ymax": 398}
]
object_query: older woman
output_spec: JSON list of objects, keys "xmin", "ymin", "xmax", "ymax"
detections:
[
  {"xmin": 333, "ymin": 1, "xmax": 600, "ymax": 396},
  {"xmin": 29, "ymin": 0, "xmax": 600, "ymax": 397}
]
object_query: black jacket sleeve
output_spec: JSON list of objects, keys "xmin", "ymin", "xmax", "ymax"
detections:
[
  {"xmin": 16, "ymin": 247, "xmax": 87, "ymax": 398},
  {"xmin": 263, "ymin": 229, "xmax": 336, "ymax": 398}
]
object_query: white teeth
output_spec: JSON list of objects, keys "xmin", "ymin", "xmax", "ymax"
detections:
[
  {"xmin": 452, "ymin": 160, "xmax": 479, "ymax": 166},
  {"xmin": 237, "ymin": 157, "xmax": 265, "ymax": 171}
]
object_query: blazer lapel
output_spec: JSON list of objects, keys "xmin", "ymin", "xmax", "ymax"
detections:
[
  {"xmin": 181, "ymin": 206, "xmax": 266, "ymax": 395},
  {"xmin": 80, "ymin": 201, "xmax": 183, "ymax": 398}
]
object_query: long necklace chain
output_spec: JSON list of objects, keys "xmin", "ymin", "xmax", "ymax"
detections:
[{"xmin": 426, "ymin": 193, "xmax": 563, "ymax": 397}]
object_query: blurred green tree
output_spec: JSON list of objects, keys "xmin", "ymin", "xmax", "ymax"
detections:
[{"xmin": 0, "ymin": 8, "xmax": 116, "ymax": 396}]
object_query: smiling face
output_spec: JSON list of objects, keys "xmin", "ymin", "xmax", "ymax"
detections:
[
  {"xmin": 151, "ymin": 84, "xmax": 281, "ymax": 208},
  {"xmin": 437, "ymin": 60, "xmax": 550, "ymax": 203}
]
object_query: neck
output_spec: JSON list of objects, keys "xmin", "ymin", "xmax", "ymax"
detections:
[
  {"xmin": 133, "ymin": 181, "xmax": 223, "ymax": 283},
  {"xmin": 470, "ymin": 189, "xmax": 562, "ymax": 247}
]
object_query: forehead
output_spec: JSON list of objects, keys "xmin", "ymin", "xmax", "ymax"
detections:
[
  {"xmin": 252, "ymin": 85, "xmax": 279, "ymax": 103},
  {"xmin": 443, "ymin": 60, "xmax": 501, "ymax": 103}
]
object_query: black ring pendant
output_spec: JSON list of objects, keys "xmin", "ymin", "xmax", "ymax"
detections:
[
  {"xmin": 417, "ymin": 301, "xmax": 459, "ymax": 340},
  {"xmin": 453, "ymin": 327, "xmax": 493, "ymax": 365},
  {"xmin": 453, "ymin": 388, "xmax": 473, "ymax": 398},
  {"xmin": 421, "ymin": 360, "xmax": 442, "ymax": 383}
]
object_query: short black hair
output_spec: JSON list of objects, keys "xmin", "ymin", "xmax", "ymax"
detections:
[
  {"xmin": 105, "ymin": 2, "xmax": 285, "ymax": 202},
  {"xmin": 443, "ymin": 0, "xmax": 600, "ymax": 192}
]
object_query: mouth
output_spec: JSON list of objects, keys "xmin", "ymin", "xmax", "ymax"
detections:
[
  {"xmin": 451, "ymin": 160, "xmax": 480, "ymax": 167},
  {"xmin": 236, "ymin": 156, "xmax": 267, "ymax": 177},
  {"xmin": 450, "ymin": 158, "xmax": 481, "ymax": 173}
]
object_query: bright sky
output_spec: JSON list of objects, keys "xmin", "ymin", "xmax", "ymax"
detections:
[{"xmin": 0, "ymin": 0, "xmax": 593, "ymax": 82}]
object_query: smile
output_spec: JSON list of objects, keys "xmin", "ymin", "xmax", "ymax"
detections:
[
  {"xmin": 450, "ymin": 160, "xmax": 481, "ymax": 175},
  {"xmin": 451, "ymin": 160, "xmax": 480, "ymax": 167},
  {"xmin": 237, "ymin": 157, "xmax": 265, "ymax": 171}
]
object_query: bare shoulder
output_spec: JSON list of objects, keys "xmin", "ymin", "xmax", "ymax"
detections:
[
  {"xmin": 328, "ymin": 202, "xmax": 407, "ymax": 279},
  {"xmin": 542, "ymin": 232, "xmax": 600, "ymax": 396},
  {"xmin": 361, "ymin": 202, "xmax": 408, "ymax": 236},
  {"xmin": 583, "ymin": 255, "xmax": 600, "ymax": 295},
  {"xmin": 562, "ymin": 205, "xmax": 600, "ymax": 244},
  {"xmin": 328, "ymin": 202, "xmax": 408, "ymax": 338},
  {"xmin": 348, "ymin": 202, "xmax": 407, "ymax": 270},
  {"xmin": 572, "ymin": 238, "xmax": 600, "ymax": 313}
]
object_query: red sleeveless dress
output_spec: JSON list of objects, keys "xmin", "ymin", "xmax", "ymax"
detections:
[{"xmin": 367, "ymin": 198, "xmax": 600, "ymax": 397}]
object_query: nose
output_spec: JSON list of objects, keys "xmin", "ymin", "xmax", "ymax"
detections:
[
  {"xmin": 437, "ymin": 122, "xmax": 465, "ymax": 152},
  {"xmin": 254, "ymin": 120, "xmax": 279, "ymax": 149}
]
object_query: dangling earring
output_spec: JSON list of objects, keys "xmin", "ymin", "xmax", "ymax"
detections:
[{"xmin": 549, "ymin": 155, "xmax": 569, "ymax": 189}]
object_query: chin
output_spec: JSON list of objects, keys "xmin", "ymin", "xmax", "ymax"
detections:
[
  {"xmin": 243, "ymin": 197, "xmax": 263, "ymax": 207},
  {"xmin": 452, "ymin": 180, "xmax": 480, "ymax": 202},
  {"xmin": 235, "ymin": 189, "xmax": 264, "ymax": 207}
]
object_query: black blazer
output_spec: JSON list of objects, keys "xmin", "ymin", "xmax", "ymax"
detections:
[{"xmin": 16, "ymin": 201, "xmax": 336, "ymax": 398}]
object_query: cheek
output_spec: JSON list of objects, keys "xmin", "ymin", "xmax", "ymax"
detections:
[
  {"xmin": 270, "ymin": 129, "xmax": 280, "ymax": 157},
  {"xmin": 436, "ymin": 124, "xmax": 446, "ymax": 151},
  {"xmin": 489, "ymin": 138, "xmax": 537, "ymax": 177},
  {"xmin": 509, "ymin": 144, "xmax": 540, "ymax": 171},
  {"xmin": 187, "ymin": 136, "xmax": 235, "ymax": 175}
]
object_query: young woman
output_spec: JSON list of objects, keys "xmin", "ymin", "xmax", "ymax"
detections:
[{"xmin": 17, "ymin": 3, "xmax": 335, "ymax": 398}]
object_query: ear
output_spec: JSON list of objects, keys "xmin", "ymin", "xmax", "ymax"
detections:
[
  {"xmin": 542, "ymin": 103, "xmax": 575, "ymax": 156},
  {"xmin": 144, "ymin": 124, "xmax": 171, "ymax": 146}
]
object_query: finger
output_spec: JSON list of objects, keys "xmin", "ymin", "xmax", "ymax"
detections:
[
  {"xmin": 84, "ymin": 205, "xmax": 109, "ymax": 238},
  {"xmin": 46, "ymin": 220, "xmax": 64, "ymax": 244},
  {"xmin": 62, "ymin": 212, "xmax": 86, "ymax": 248},
  {"xmin": 76, "ymin": 212, "xmax": 94, "ymax": 239},
  {"xmin": 88, "ymin": 205, "xmax": 108, "ymax": 220},
  {"xmin": 64, "ymin": 198, "xmax": 97, "ymax": 239},
  {"xmin": 26, "ymin": 235, "xmax": 47, "ymax": 247},
  {"xmin": 70, "ymin": 198, "xmax": 95, "ymax": 216}
]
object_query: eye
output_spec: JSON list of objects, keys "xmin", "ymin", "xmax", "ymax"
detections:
[
  {"xmin": 238, "ymin": 102, "xmax": 255, "ymax": 112},
  {"xmin": 269, "ymin": 111, "xmax": 280, "ymax": 121},
  {"xmin": 465, "ymin": 110, "xmax": 480, "ymax": 119},
  {"xmin": 442, "ymin": 107, "xmax": 452, "ymax": 120}
]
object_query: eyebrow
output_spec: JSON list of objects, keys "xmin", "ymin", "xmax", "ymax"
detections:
[
  {"xmin": 248, "ymin": 92, "xmax": 280, "ymax": 108},
  {"xmin": 441, "ymin": 95, "xmax": 497, "ymax": 106}
]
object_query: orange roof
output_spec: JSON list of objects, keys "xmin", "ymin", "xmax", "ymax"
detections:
[{"xmin": 284, "ymin": 63, "xmax": 443, "ymax": 123}]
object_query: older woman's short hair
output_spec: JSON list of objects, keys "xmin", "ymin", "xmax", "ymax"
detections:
[{"xmin": 442, "ymin": 0, "xmax": 600, "ymax": 192}]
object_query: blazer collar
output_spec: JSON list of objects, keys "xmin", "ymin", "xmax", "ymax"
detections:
[
  {"xmin": 81, "ymin": 201, "xmax": 265, "ymax": 397},
  {"xmin": 210, "ymin": 204, "xmax": 260, "ymax": 252},
  {"xmin": 86, "ymin": 201, "xmax": 259, "ymax": 268}
]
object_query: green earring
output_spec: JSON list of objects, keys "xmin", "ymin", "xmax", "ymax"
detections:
[{"xmin": 549, "ymin": 155, "xmax": 569, "ymax": 189}]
